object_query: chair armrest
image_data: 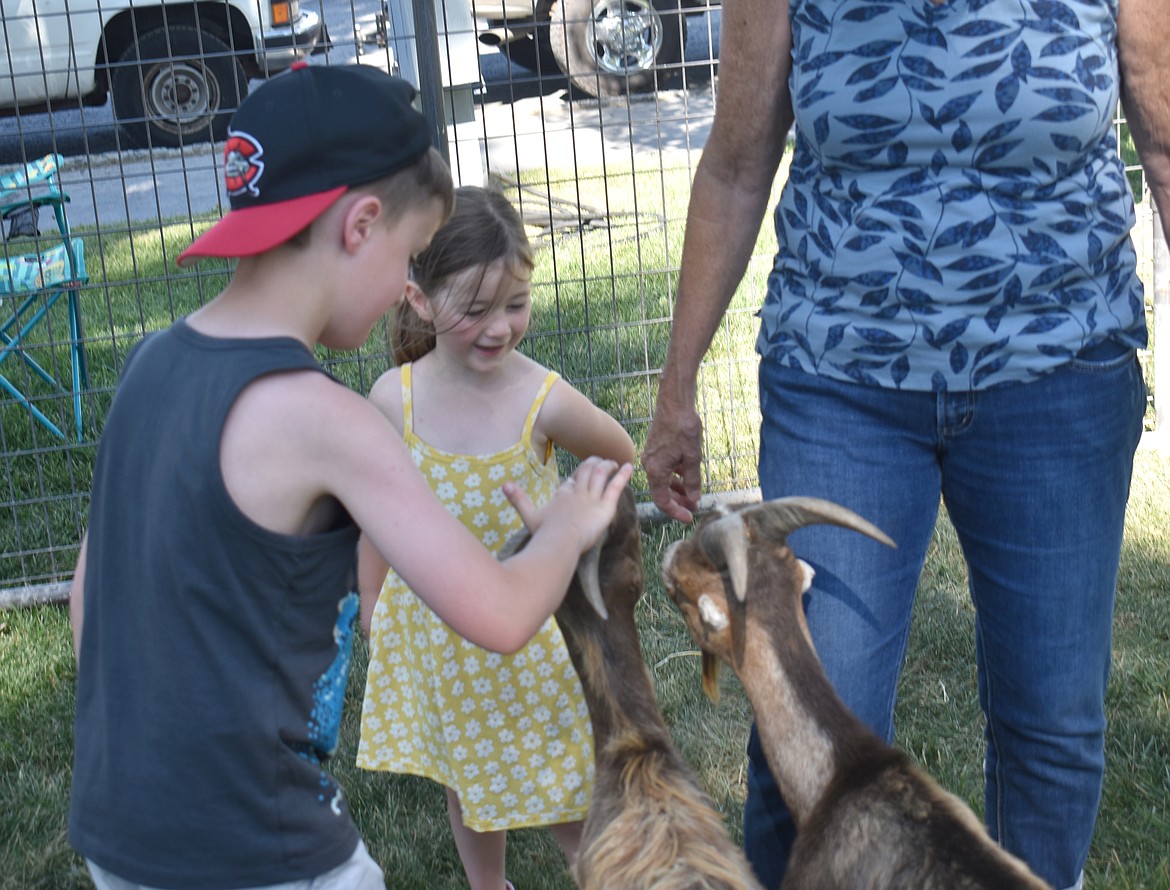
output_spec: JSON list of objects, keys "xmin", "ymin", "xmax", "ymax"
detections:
[{"xmin": 0, "ymin": 193, "xmax": 69, "ymax": 216}]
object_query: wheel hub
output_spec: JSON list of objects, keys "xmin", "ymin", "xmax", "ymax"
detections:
[
  {"xmin": 588, "ymin": 0, "xmax": 662, "ymax": 75},
  {"xmin": 145, "ymin": 61, "xmax": 219, "ymax": 135}
]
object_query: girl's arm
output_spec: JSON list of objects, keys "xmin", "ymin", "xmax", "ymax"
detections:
[
  {"xmin": 538, "ymin": 379, "xmax": 636, "ymax": 466},
  {"xmin": 70, "ymin": 532, "xmax": 88, "ymax": 666},
  {"xmin": 356, "ymin": 365, "xmax": 405, "ymax": 636},
  {"xmin": 357, "ymin": 534, "xmax": 388, "ymax": 637},
  {"xmin": 366, "ymin": 366, "xmax": 406, "ymax": 436}
]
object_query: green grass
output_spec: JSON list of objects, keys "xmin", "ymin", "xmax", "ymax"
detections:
[{"xmin": 2, "ymin": 448, "xmax": 1168, "ymax": 888}]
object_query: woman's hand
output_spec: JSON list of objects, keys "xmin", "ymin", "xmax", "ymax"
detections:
[{"xmin": 642, "ymin": 390, "xmax": 704, "ymax": 523}]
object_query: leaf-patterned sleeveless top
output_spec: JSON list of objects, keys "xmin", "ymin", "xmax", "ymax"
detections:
[{"xmin": 760, "ymin": 0, "xmax": 1147, "ymax": 391}]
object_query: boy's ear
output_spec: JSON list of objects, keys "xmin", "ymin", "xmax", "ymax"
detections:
[{"xmin": 341, "ymin": 194, "xmax": 384, "ymax": 252}]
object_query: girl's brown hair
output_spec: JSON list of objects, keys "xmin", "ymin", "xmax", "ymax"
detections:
[{"xmin": 391, "ymin": 185, "xmax": 534, "ymax": 365}]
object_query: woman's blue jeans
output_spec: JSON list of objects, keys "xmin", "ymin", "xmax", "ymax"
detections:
[{"xmin": 745, "ymin": 350, "xmax": 1146, "ymax": 890}]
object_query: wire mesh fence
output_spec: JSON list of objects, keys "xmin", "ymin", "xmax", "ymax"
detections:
[{"xmin": 0, "ymin": 0, "xmax": 1161, "ymax": 600}]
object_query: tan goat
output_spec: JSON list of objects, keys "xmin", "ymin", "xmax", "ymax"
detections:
[
  {"xmin": 659, "ymin": 497, "xmax": 1051, "ymax": 890},
  {"xmin": 504, "ymin": 487, "xmax": 763, "ymax": 890}
]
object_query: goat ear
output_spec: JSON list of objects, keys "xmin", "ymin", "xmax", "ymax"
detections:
[
  {"xmin": 797, "ymin": 558, "xmax": 816, "ymax": 594},
  {"xmin": 576, "ymin": 537, "xmax": 609, "ymax": 620},
  {"xmin": 698, "ymin": 512, "xmax": 750, "ymax": 602}
]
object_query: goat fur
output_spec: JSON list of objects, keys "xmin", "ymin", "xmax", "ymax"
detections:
[
  {"xmin": 660, "ymin": 497, "xmax": 1051, "ymax": 890},
  {"xmin": 504, "ymin": 487, "xmax": 763, "ymax": 890}
]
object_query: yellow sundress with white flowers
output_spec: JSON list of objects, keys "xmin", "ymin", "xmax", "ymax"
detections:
[{"xmin": 357, "ymin": 364, "xmax": 594, "ymax": 831}]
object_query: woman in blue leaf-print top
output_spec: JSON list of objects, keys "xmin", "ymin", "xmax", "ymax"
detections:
[{"xmin": 644, "ymin": 0, "xmax": 1166, "ymax": 887}]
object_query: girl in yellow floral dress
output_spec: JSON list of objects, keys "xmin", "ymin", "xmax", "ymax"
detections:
[{"xmin": 356, "ymin": 187, "xmax": 635, "ymax": 890}]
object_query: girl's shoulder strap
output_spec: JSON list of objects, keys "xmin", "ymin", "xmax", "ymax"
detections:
[
  {"xmin": 400, "ymin": 362, "xmax": 415, "ymax": 436},
  {"xmin": 521, "ymin": 369, "xmax": 561, "ymax": 457}
]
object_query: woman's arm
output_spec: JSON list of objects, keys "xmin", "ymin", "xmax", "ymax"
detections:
[
  {"xmin": 642, "ymin": 0, "xmax": 796, "ymax": 521},
  {"xmin": 1118, "ymin": 0, "xmax": 1170, "ymax": 237}
]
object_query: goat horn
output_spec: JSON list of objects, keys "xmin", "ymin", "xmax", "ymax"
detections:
[
  {"xmin": 500, "ymin": 524, "xmax": 610, "ymax": 620},
  {"xmin": 744, "ymin": 496, "xmax": 896, "ymax": 549},
  {"xmin": 697, "ymin": 511, "xmax": 751, "ymax": 603},
  {"xmin": 576, "ymin": 534, "xmax": 609, "ymax": 621},
  {"xmin": 698, "ymin": 498, "xmax": 895, "ymax": 603}
]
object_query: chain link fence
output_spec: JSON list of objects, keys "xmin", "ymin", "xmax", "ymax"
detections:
[{"xmin": 0, "ymin": 0, "xmax": 1161, "ymax": 604}]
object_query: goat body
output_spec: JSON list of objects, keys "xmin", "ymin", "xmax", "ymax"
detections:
[
  {"xmin": 660, "ymin": 498, "xmax": 1051, "ymax": 890},
  {"xmin": 512, "ymin": 487, "xmax": 763, "ymax": 890}
]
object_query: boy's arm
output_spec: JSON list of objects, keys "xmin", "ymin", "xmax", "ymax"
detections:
[
  {"xmin": 538, "ymin": 381, "xmax": 636, "ymax": 466},
  {"xmin": 298, "ymin": 376, "xmax": 631, "ymax": 654},
  {"xmin": 70, "ymin": 532, "xmax": 88, "ymax": 666}
]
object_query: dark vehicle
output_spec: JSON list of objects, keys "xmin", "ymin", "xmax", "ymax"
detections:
[{"xmin": 472, "ymin": 0, "xmax": 712, "ymax": 97}]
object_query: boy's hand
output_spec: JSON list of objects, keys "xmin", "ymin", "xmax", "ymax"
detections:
[{"xmin": 504, "ymin": 458, "xmax": 634, "ymax": 553}]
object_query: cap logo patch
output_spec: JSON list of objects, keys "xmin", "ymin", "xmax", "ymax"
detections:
[{"xmin": 223, "ymin": 130, "xmax": 265, "ymax": 198}]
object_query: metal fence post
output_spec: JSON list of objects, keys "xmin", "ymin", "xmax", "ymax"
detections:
[{"xmin": 410, "ymin": 0, "xmax": 451, "ymax": 162}]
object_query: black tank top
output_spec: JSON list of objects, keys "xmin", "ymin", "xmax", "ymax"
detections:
[{"xmin": 70, "ymin": 319, "xmax": 362, "ymax": 888}]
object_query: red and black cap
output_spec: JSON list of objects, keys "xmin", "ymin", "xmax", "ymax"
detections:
[{"xmin": 178, "ymin": 61, "xmax": 432, "ymax": 267}]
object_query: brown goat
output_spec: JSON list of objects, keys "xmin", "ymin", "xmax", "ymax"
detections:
[
  {"xmin": 504, "ymin": 487, "xmax": 763, "ymax": 890},
  {"xmin": 659, "ymin": 497, "xmax": 1051, "ymax": 890}
]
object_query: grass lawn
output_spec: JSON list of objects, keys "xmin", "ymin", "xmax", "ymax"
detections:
[{"xmin": 1, "ymin": 447, "xmax": 1168, "ymax": 888}]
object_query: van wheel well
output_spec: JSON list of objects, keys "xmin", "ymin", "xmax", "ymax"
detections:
[{"xmin": 95, "ymin": 3, "xmax": 259, "ymax": 89}]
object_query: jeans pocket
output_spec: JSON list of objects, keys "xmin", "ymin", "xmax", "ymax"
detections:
[{"xmin": 1067, "ymin": 346, "xmax": 1138, "ymax": 375}]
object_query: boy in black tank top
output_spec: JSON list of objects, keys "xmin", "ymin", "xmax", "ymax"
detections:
[{"xmin": 68, "ymin": 63, "xmax": 633, "ymax": 890}]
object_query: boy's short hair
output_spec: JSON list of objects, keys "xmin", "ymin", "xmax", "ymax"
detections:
[{"xmin": 178, "ymin": 62, "xmax": 435, "ymax": 268}]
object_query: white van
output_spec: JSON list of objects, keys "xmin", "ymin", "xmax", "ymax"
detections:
[{"xmin": 0, "ymin": 0, "xmax": 322, "ymax": 148}]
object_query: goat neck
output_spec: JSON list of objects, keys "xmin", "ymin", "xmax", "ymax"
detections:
[
  {"xmin": 558, "ymin": 488, "xmax": 765, "ymax": 890},
  {"xmin": 554, "ymin": 487, "xmax": 672, "ymax": 758}
]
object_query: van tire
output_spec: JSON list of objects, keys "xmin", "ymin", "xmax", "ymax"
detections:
[
  {"xmin": 110, "ymin": 25, "xmax": 248, "ymax": 149},
  {"xmin": 549, "ymin": 0, "xmax": 686, "ymax": 97}
]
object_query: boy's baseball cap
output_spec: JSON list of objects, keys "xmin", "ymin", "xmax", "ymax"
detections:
[{"xmin": 177, "ymin": 62, "xmax": 432, "ymax": 268}]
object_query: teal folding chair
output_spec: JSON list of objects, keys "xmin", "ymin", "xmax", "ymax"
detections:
[{"xmin": 0, "ymin": 154, "xmax": 89, "ymax": 440}]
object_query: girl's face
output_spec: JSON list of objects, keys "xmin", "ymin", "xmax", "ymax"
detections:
[{"xmin": 426, "ymin": 260, "xmax": 532, "ymax": 372}]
